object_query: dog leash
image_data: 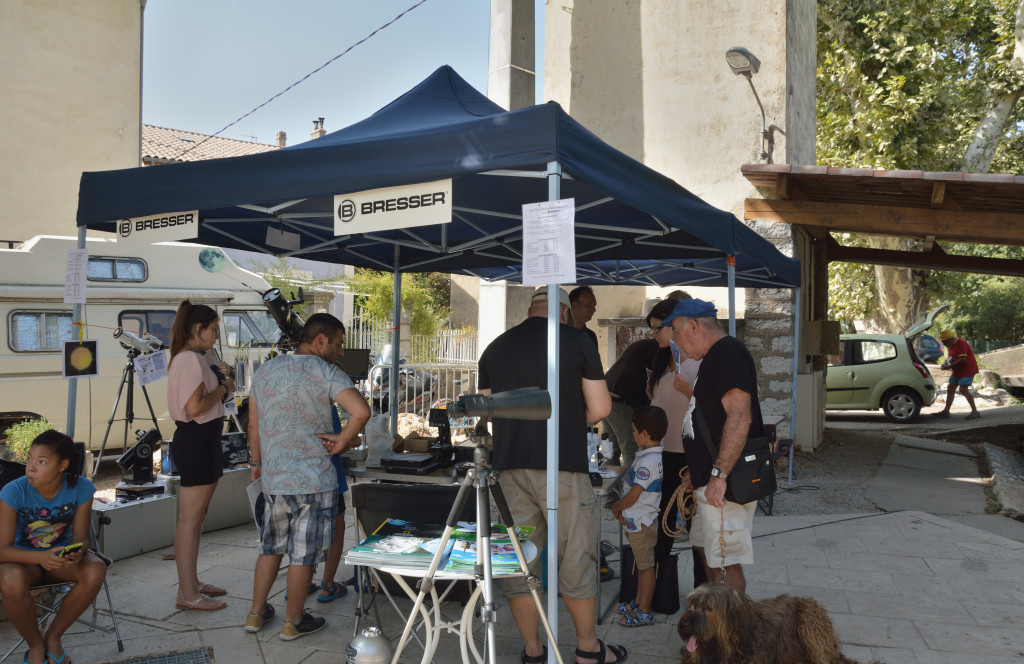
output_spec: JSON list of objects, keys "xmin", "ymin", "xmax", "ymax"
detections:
[{"xmin": 660, "ymin": 466, "xmax": 696, "ymax": 539}]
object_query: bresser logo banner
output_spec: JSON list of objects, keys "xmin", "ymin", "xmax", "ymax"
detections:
[
  {"xmin": 118, "ymin": 210, "xmax": 199, "ymax": 244},
  {"xmin": 334, "ymin": 180, "xmax": 452, "ymax": 235}
]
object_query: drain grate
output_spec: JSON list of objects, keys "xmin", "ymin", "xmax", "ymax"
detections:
[{"xmin": 97, "ymin": 647, "xmax": 214, "ymax": 664}]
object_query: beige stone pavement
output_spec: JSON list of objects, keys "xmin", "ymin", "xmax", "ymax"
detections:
[{"xmin": 3, "ymin": 501, "xmax": 1023, "ymax": 664}]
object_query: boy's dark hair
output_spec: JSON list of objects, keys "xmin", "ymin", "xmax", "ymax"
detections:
[
  {"xmin": 632, "ymin": 405, "xmax": 668, "ymax": 443},
  {"xmin": 300, "ymin": 313, "xmax": 345, "ymax": 346},
  {"xmin": 31, "ymin": 429, "xmax": 80, "ymax": 488}
]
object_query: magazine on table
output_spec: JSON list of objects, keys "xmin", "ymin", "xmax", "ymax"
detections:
[{"xmin": 444, "ymin": 523, "xmax": 535, "ymax": 572}]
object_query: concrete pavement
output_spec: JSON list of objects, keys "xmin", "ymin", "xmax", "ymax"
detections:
[{"xmin": 3, "ymin": 436, "xmax": 1024, "ymax": 664}]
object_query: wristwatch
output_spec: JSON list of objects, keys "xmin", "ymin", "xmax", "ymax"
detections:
[{"xmin": 710, "ymin": 466, "xmax": 728, "ymax": 480}]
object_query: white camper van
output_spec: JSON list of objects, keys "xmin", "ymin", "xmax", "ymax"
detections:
[{"xmin": 0, "ymin": 236, "xmax": 282, "ymax": 451}]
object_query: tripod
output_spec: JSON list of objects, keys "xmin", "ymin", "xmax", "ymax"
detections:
[
  {"xmin": 391, "ymin": 430, "xmax": 563, "ymax": 664},
  {"xmin": 91, "ymin": 348, "xmax": 161, "ymax": 479}
]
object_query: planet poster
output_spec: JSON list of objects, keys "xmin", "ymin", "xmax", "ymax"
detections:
[
  {"xmin": 198, "ymin": 247, "xmax": 227, "ymax": 273},
  {"xmin": 63, "ymin": 340, "xmax": 98, "ymax": 378}
]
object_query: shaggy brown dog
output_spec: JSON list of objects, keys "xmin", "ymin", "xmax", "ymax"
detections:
[{"xmin": 677, "ymin": 583, "xmax": 880, "ymax": 664}]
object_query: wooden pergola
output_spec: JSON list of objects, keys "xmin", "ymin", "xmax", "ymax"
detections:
[{"xmin": 741, "ymin": 164, "xmax": 1024, "ymax": 321}]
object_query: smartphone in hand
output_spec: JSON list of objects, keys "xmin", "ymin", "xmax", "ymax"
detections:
[{"xmin": 56, "ymin": 542, "xmax": 84, "ymax": 558}]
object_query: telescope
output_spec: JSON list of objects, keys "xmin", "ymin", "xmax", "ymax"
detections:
[
  {"xmin": 113, "ymin": 328, "xmax": 164, "ymax": 354},
  {"xmin": 447, "ymin": 387, "xmax": 551, "ymax": 421},
  {"xmin": 262, "ymin": 287, "xmax": 305, "ymax": 346}
]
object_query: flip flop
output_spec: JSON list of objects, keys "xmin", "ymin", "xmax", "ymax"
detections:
[
  {"xmin": 46, "ymin": 653, "xmax": 70, "ymax": 664},
  {"xmin": 175, "ymin": 594, "xmax": 227, "ymax": 611},
  {"xmin": 316, "ymin": 581, "xmax": 348, "ymax": 602}
]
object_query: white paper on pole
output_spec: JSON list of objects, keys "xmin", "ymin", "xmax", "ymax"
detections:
[
  {"xmin": 521, "ymin": 198, "xmax": 576, "ymax": 286},
  {"xmin": 63, "ymin": 249, "xmax": 88, "ymax": 304},
  {"xmin": 133, "ymin": 350, "xmax": 168, "ymax": 386},
  {"xmin": 334, "ymin": 179, "xmax": 452, "ymax": 235},
  {"xmin": 117, "ymin": 210, "xmax": 199, "ymax": 244}
]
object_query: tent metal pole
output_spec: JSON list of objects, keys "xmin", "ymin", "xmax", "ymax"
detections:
[
  {"xmin": 546, "ymin": 160, "xmax": 561, "ymax": 656},
  {"xmin": 727, "ymin": 255, "xmax": 737, "ymax": 337},
  {"xmin": 788, "ymin": 288, "xmax": 800, "ymax": 485},
  {"xmin": 390, "ymin": 247, "xmax": 401, "ymax": 434},
  {"xmin": 66, "ymin": 226, "xmax": 87, "ymax": 437}
]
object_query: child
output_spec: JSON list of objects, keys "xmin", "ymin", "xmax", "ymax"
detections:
[
  {"xmin": 611, "ymin": 405, "xmax": 667, "ymax": 627},
  {"xmin": 0, "ymin": 430, "xmax": 106, "ymax": 664}
]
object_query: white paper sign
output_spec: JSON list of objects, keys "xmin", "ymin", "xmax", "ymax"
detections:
[
  {"xmin": 522, "ymin": 198, "xmax": 576, "ymax": 286},
  {"xmin": 133, "ymin": 350, "xmax": 168, "ymax": 386},
  {"xmin": 334, "ymin": 179, "xmax": 452, "ymax": 235},
  {"xmin": 224, "ymin": 396, "xmax": 239, "ymax": 415},
  {"xmin": 63, "ymin": 249, "xmax": 88, "ymax": 304},
  {"xmin": 117, "ymin": 210, "xmax": 199, "ymax": 244}
]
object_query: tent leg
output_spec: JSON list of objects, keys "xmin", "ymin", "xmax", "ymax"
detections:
[
  {"xmin": 788, "ymin": 288, "xmax": 800, "ymax": 485},
  {"xmin": 727, "ymin": 256, "xmax": 736, "ymax": 337},
  {"xmin": 545, "ymin": 160, "xmax": 561, "ymax": 659},
  {"xmin": 390, "ymin": 248, "xmax": 401, "ymax": 435},
  {"xmin": 66, "ymin": 226, "xmax": 87, "ymax": 437}
]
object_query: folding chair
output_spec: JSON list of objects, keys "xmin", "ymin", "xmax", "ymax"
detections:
[
  {"xmin": 349, "ymin": 481, "xmax": 475, "ymax": 642},
  {"xmin": 0, "ymin": 447, "xmax": 124, "ymax": 662}
]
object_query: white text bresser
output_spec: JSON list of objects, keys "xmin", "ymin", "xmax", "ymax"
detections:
[
  {"xmin": 359, "ymin": 192, "xmax": 446, "ymax": 215},
  {"xmin": 133, "ymin": 212, "xmax": 195, "ymax": 231}
]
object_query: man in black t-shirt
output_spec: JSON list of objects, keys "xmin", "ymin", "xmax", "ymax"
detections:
[
  {"xmin": 663, "ymin": 298, "xmax": 764, "ymax": 593},
  {"xmin": 478, "ymin": 286, "xmax": 625, "ymax": 664},
  {"xmin": 569, "ymin": 285, "xmax": 599, "ymax": 350},
  {"xmin": 602, "ymin": 338, "xmax": 658, "ymax": 467}
]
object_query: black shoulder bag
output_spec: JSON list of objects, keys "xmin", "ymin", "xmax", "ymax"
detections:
[{"xmin": 694, "ymin": 409, "xmax": 777, "ymax": 505}]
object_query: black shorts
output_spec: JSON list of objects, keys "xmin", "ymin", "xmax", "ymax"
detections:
[{"xmin": 171, "ymin": 418, "xmax": 224, "ymax": 487}]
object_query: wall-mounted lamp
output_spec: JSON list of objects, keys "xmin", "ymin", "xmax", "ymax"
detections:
[{"xmin": 725, "ymin": 47, "xmax": 774, "ymax": 163}]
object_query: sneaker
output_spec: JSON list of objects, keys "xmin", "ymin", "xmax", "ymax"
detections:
[
  {"xmin": 279, "ymin": 609, "xmax": 326, "ymax": 641},
  {"xmin": 930, "ymin": 411, "xmax": 950, "ymax": 418},
  {"xmin": 244, "ymin": 603, "xmax": 275, "ymax": 633},
  {"xmin": 965, "ymin": 412, "xmax": 981, "ymax": 420}
]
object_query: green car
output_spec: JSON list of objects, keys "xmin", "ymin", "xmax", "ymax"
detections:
[{"xmin": 826, "ymin": 306, "xmax": 948, "ymax": 423}]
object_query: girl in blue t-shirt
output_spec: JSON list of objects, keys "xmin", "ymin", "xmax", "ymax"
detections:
[{"xmin": 0, "ymin": 430, "xmax": 105, "ymax": 664}]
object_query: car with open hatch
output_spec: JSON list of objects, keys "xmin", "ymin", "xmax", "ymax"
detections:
[{"xmin": 826, "ymin": 305, "xmax": 948, "ymax": 423}]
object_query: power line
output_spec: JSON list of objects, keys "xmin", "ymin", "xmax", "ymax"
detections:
[{"xmin": 170, "ymin": 0, "xmax": 430, "ymax": 161}]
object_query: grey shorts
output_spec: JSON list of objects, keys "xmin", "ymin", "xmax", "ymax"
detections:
[
  {"xmin": 259, "ymin": 490, "xmax": 337, "ymax": 566},
  {"xmin": 499, "ymin": 468, "xmax": 597, "ymax": 599}
]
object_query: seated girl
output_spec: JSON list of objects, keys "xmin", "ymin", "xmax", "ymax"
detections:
[{"xmin": 0, "ymin": 430, "xmax": 106, "ymax": 664}]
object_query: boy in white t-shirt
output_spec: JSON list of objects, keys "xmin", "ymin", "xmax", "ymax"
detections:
[{"xmin": 611, "ymin": 405, "xmax": 666, "ymax": 627}]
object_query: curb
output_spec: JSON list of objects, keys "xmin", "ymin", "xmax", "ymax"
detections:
[{"xmin": 981, "ymin": 442, "xmax": 1024, "ymax": 516}]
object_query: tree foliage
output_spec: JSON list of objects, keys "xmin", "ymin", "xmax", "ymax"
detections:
[
  {"xmin": 819, "ymin": 0, "xmax": 1024, "ymax": 336},
  {"xmin": 349, "ymin": 269, "xmax": 449, "ymax": 337}
]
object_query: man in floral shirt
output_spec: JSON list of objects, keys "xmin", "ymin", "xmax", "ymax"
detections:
[{"xmin": 245, "ymin": 314, "xmax": 369, "ymax": 640}]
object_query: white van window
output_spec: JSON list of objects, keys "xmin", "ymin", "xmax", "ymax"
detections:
[
  {"xmin": 9, "ymin": 311, "xmax": 74, "ymax": 352},
  {"xmin": 88, "ymin": 257, "xmax": 147, "ymax": 282},
  {"xmin": 223, "ymin": 310, "xmax": 281, "ymax": 347},
  {"xmin": 119, "ymin": 310, "xmax": 175, "ymax": 347}
]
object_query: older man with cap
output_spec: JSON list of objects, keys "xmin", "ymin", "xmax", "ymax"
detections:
[
  {"xmin": 664, "ymin": 298, "xmax": 765, "ymax": 593},
  {"xmin": 932, "ymin": 329, "xmax": 980, "ymax": 420},
  {"xmin": 477, "ymin": 286, "xmax": 625, "ymax": 664}
]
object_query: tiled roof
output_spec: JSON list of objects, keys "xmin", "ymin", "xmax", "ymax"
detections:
[{"xmin": 142, "ymin": 124, "xmax": 279, "ymax": 163}]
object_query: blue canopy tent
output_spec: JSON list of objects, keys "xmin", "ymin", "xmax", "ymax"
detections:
[{"xmin": 76, "ymin": 66, "xmax": 800, "ymax": 659}]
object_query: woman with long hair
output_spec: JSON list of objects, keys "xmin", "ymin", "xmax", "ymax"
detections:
[
  {"xmin": 0, "ymin": 430, "xmax": 106, "ymax": 664},
  {"xmin": 645, "ymin": 296, "xmax": 706, "ymax": 587},
  {"xmin": 167, "ymin": 300, "xmax": 235, "ymax": 611}
]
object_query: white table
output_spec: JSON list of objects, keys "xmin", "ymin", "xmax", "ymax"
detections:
[{"xmin": 348, "ymin": 541, "xmax": 537, "ymax": 664}]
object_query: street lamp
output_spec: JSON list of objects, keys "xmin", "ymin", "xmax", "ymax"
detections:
[{"xmin": 725, "ymin": 47, "xmax": 774, "ymax": 163}]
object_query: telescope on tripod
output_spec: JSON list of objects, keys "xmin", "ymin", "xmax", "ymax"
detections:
[{"xmin": 113, "ymin": 327, "xmax": 164, "ymax": 354}]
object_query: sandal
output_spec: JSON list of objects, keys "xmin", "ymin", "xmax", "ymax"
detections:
[
  {"xmin": 197, "ymin": 582, "xmax": 227, "ymax": 597},
  {"xmin": 175, "ymin": 594, "xmax": 227, "ymax": 611},
  {"xmin": 616, "ymin": 601, "xmax": 637, "ymax": 616},
  {"xmin": 521, "ymin": 645, "xmax": 547, "ymax": 664},
  {"xmin": 617, "ymin": 607, "xmax": 655, "ymax": 627},
  {"xmin": 575, "ymin": 639, "xmax": 627, "ymax": 664},
  {"xmin": 316, "ymin": 581, "xmax": 348, "ymax": 603}
]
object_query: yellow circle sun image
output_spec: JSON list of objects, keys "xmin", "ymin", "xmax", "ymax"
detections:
[{"xmin": 69, "ymin": 346, "xmax": 94, "ymax": 371}]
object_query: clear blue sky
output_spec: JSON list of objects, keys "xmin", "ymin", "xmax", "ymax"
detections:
[{"xmin": 143, "ymin": 0, "xmax": 543, "ymax": 147}]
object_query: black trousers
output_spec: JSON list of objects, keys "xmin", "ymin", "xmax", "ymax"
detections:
[{"xmin": 656, "ymin": 450, "xmax": 709, "ymax": 589}]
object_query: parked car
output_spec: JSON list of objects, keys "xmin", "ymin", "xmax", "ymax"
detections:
[
  {"xmin": 826, "ymin": 305, "xmax": 948, "ymax": 423},
  {"xmin": 917, "ymin": 333, "xmax": 943, "ymax": 364}
]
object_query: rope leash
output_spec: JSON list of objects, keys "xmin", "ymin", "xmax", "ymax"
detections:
[{"xmin": 660, "ymin": 466, "xmax": 695, "ymax": 539}]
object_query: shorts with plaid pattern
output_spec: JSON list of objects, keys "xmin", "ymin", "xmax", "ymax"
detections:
[{"xmin": 259, "ymin": 490, "xmax": 337, "ymax": 566}]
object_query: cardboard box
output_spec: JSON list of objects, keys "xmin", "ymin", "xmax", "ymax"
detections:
[{"xmin": 401, "ymin": 435, "xmax": 434, "ymax": 453}]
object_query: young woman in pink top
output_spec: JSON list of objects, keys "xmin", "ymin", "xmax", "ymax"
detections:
[{"xmin": 167, "ymin": 300, "xmax": 235, "ymax": 611}]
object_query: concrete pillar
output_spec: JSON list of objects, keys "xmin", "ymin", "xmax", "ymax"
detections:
[
  {"xmin": 307, "ymin": 289, "xmax": 336, "ymax": 315},
  {"xmin": 487, "ymin": 0, "xmax": 535, "ymax": 111}
]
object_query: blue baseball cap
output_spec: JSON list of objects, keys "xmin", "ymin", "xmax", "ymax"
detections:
[{"xmin": 660, "ymin": 298, "xmax": 718, "ymax": 327}]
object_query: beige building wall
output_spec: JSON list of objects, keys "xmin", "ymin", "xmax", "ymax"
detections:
[
  {"xmin": 544, "ymin": 0, "xmax": 818, "ymax": 444},
  {"xmin": 0, "ymin": 0, "xmax": 143, "ymax": 245}
]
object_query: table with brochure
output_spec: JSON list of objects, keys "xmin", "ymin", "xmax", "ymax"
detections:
[{"xmin": 345, "ymin": 518, "xmax": 536, "ymax": 664}]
